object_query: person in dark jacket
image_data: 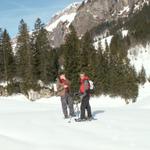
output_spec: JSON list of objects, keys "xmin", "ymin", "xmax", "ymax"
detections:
[
  {"xmin": 56, "ymin": 73, "xmax": 75, "ymax": 119},
  {"xmin": 76, "ymin": 72, "xmax": 92, "ymax": 121}
]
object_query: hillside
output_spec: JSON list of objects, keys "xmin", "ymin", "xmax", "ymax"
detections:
[{"xmin": 44, "ymin": 0, "xmax": 149, "ymax": 47}]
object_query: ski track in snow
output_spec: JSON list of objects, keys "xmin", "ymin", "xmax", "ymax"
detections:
[{"xmin": 0, "ymin": 82, "xmax": 150, "ymax": 150}]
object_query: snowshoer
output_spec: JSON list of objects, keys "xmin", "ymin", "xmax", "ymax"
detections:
[
  {"xmin": 56, "ymin": 72, "xmax": 75, "ymax": 119},
  {"xmin": 75, "ymin": 72, "xmax": 93, "ymax": 122}
]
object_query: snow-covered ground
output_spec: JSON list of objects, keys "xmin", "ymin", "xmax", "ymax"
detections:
[
  {"xmin": 128, "ymin": 43, "xmax": 150, "ymax": 77},
  {"xmin": 0, "ymin": 82, "xmax": 150, "ymax": 150}
]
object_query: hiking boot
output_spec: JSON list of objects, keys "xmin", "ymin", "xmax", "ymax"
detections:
[{"xmin": 87, "ymin": 117, "xmax": 94, "ymax": 121}]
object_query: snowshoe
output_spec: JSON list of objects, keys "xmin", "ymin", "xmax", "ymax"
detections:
[{"xmin": 74, "ymin": 118, "xmax": 87, "ymax": 122}]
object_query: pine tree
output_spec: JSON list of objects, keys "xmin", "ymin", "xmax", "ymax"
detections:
[
  {"xmin": 105, "ymin": 32, "xmax": 139, "ymax": 101},
  {"xmin": 31, "ymin": 18, "xmax": 58, "ymax": 85},
  {"xmin": 0, "ymin": 28, "xmax": 4, "ymax": 80},
  {"xmin": 94, "ymin": 42, "xmax": 105, "ymax": 95},
  {"xmin": 48, "ymin": 49, "xmax": 59, "ymax": 82},
  {"xmin": 103, "ymin": 40, "xmax": 113, "ymax": 95},
  {"xmin": 16, "ymin": 19, "xmax": 33, "ymax": 92},
  {"xmin": 80, "ymin": 31, "xmax": 97, "ymax": 80},
  {"xmin": 35, "ymin": 26, "xmax": 51, "ymax": 83},
  {"xmin": 64, "ymin": 25, "xmax": 80, "ymax": 93},
  {"xmin": 120, "ymin": 65, "xmax": 138, "ymax": 102},
  {"xmin": 148, "ymin": 76, "xmax": 150, "ymax": 83},
  {"xmin": 1, "ymin": 29, "xmax": 15, "ymax": 82},
  {"xmin": 138, "ymin": 66, "xmax": 146, "ymax": 85},
  {"xmin": 31, "ymin": 18, "xmax": 44, "ymax": 82}
]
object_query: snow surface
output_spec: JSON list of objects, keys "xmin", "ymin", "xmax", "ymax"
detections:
[
  {"xmin": 128, "ymin": 43, "xmax": 150, "ymax": 77},
  {"xmin": 0, "ymin": 82, "xmax": 150, "ymax": 150}
]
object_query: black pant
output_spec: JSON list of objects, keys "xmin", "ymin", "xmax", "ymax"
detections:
[{"xmin": 80, "ymin": 95, "xmax": 92, "ymax": 119}]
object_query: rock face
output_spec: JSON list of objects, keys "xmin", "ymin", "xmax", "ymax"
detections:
[
  {"xmin": 72, "ymin": 0, "xmax": 139, "ymax": 36},
  {"xmin": 46, "ymin": 0, "xmax": 144, "ymax": 47}
]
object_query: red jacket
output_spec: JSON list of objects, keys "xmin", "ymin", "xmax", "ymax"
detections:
[
  {"xmin": 80, "ymin": 76, "xmax": 90, "ymax": 94},
  {"xmin": 60, "ymin": 79, "xmax": 70, "ymax": 90}
]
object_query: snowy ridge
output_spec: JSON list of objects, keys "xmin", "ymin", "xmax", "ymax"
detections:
[
  {"xmin": 46, "ymin": 13, "xmax": 77, "ymax": 32},
  {"xmin": 45, "ymin": 2, "xmax": 81, "ymax": 32},
  {"xmin": 54, "ymin": 2, "xmax": 81, "ymax": 17},
  {"xmin": 63, "ymin": 2, "xmax": 82, "ymax": 12}
]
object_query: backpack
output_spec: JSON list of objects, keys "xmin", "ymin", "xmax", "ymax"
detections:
[
  {"xmin": 88, "ymin": 80, "xmax": 95, "ymax": 94},
  {"xmin": 89, "ymin": 80, "xmax": 94, "ymax": 90}
]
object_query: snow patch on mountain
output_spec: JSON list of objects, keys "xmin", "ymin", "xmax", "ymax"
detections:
[
  {"xmin": 94, "ymin": 35, "xmax": 113, "ymax": 50},
  {"xmin": 133, "ymin": 0, "xmax": 150, "ymax": 13},
  {"xmin": 122, "ymin": 30, "xmax": 128, "ymax": 38},
  {"xmin": 57, "ymin": 2, "xmax": 81, "ymax": 16},
  {"xmin": 128, "ymin": 43, "xmax": 150, "ymax": 77},
  {"xmin": 93, "ymin": 29, "xmax": 128, "ymax": 50},
  {"xmin": 118, "ymin": 6, "xmax": 130, "ymax": 16},
  {"xmin": 46, "ymin": 13, "xmax": 77, "ymax": 32},
  {"xmin": 0, "ymin": 82, "xmax": 8, "ymax": 88},
  {"xmin": 84, "ymin": 0, "xmax": 89, "ymax": 4},
  {"xmin": 46, "ymin": 2, "xmax": 81, "ymax": 32}
]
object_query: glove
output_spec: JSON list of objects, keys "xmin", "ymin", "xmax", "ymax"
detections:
[
  {"xmin": 64, "ymin": 85, "xmax": 68, "ymax": 88},
  {"xmin": 74, "ymin": 92, "xmax": 81, "ymax": 96}
]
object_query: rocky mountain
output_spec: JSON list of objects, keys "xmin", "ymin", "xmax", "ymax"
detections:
[
  {"xmin": 45, "ymin": 0, "xmax": 149, "ymax": 47},
  {"xmin": 45, "ymin": 2, "xmax": 81, "ymax": 47},
  {"xmin": 12, "ymin": 0, "xmax": 149, "ymax": 49}
]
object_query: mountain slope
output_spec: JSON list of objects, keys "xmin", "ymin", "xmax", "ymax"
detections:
[
  {"xmin": 45, "ymin": 2, "xmax": 81, "ymax": 47},
  {"xmin": 12, "ymin": 0, "xmax": 149, "ymax": 48},
  {"xmin": 46, "ymin": 0, "xmax": 150, "ymax": 47}
]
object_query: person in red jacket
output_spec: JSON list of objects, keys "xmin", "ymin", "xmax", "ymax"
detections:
[{"xmin": 76, "ymin": 72, "xmax": 92, "ymax": 122}]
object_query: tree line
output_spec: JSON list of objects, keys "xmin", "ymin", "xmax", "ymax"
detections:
[
  {"xmin": 0, "ymin": 18, "xmax": 59, "ymax": 95},
  {"xmin": 0, "ymin": 17, "xmax": 147, "ymax": 102}
]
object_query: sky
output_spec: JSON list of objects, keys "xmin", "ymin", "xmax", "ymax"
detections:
[{"xmin": 0, "ymin": 0, "xmax": 82, "ymax": 38}]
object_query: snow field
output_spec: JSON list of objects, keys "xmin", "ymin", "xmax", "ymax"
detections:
[{"xmin": 0, "ymin": 82, "xmax": 150, "ymax": 150}]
